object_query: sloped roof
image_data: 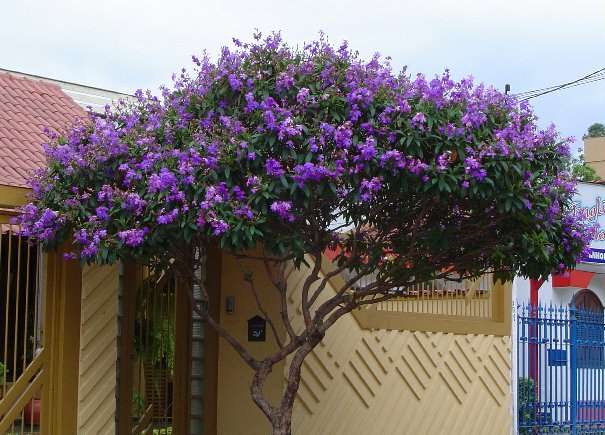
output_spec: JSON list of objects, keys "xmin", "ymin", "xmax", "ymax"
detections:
[{"xmin": 0, "ymin": 71, "xmax": 86, "ymax": 188}]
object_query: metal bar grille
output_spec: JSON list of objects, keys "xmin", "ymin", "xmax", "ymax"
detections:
[
  {"xmin": 0, "ymin": 216, "xmax": 45, "ymax": 434},
  {"xmin": 127, "ymin": 267, "xmax": 176, "ymax": 435},
  {"xmin": 357, "ymin": 273, "xmax": 493, "ymax": 318},
  {"xmin": 517, "ymin": 302, "xmax": 605, "ymax": 434}
]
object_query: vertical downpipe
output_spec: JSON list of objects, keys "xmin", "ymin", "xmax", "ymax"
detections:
[{"xmin": 190, "ymin": 247, "xmax": 206, "ymax": 434}]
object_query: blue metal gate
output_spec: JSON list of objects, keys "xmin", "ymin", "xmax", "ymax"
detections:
[{"xmin": 517, "ymin": 303, "xmax": 605, "ymax": 434}]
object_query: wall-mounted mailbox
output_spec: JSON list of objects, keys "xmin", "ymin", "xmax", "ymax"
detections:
[{"xmin": 248, "ymin": 315, "xmax": 266, "ymax": 342}]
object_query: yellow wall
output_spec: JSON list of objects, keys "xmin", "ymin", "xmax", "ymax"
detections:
[
  {"xmin": 584, "ymin": 136, "xmax": 605, "ymax": 179},
  {"xmin": 216, "ymin": 252, "xmax": 285, "ymax": 435},
  {"xmin": 216, "ymin": 256, "xmax": 512, "ymax": 435},
  {"xmin": 288, "ymin": 263, "xmax": 512, "ymax": 435},
  {"xmin": 77, "ymin": 264, "xmax": 120, "ymax": 435}
]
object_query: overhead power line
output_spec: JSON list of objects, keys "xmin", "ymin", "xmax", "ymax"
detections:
[{"xmin": 511, "ymin": 67, "xmax": 605, "ymax": 101}]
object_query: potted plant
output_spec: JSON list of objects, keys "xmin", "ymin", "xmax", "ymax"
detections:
[{"xmin": 23, "ymin": 346, "xmax": 43, "ymax": 427}]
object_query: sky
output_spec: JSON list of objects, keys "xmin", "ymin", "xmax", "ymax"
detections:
[{"xmin": 1, "ymin": 0, "xmax": 604, "ymax": 152}]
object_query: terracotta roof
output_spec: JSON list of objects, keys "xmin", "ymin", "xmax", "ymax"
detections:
[{"xmin": 0, "ymin": 71, "xmax": 86, "ymax": 188}]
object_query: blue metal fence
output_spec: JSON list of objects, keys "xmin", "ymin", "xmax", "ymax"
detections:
[{"xmin": 517, "ymin": 303, "xmax": 605, "ymax": 434}]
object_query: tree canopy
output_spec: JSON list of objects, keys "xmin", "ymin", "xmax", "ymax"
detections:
[
  {"xmin": 19, "ymin": 32, "xmax": 588, "ymax": 282},
  {"xmin": 570, "ymin": 154, "xmax": 600, "ymax": 182},
  {"xmin": 17, "ymin": 32, "xmax": 592, "ymax": 435},
  {"xmin": 586, "ymin": 122, "xmax": 605, "ymax": 138}
]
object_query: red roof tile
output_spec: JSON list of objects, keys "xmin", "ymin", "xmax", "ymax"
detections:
[{"xmin": 0, "ymin": 72, "xmax": 85, "ymax": 188}]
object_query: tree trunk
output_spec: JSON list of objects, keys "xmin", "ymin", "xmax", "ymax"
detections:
[
  {"xmin": 268, "ymin": 342, "xmax": 316, "ymax": 435},
  {"xmin": 271, "ymin": 415, "xmax": 293, "ymax": 435}
]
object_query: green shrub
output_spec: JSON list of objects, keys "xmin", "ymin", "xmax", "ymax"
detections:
[{"xmin": 518, "ymin": 377, "xmax": 538, "ymax": 434}]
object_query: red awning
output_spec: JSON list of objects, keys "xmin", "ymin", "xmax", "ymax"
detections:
[{"xmin": 552, "ymin": 270, "xmax": 595, "ymax": 288}]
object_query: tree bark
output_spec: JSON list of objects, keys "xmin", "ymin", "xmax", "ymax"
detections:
[
  {"xmin": 268, "ymin": 340, "xmax": 317, "ymax": 435},
  {"xmin": 271, "ymin": 417, "xmax": 293, "ymax": 435}
]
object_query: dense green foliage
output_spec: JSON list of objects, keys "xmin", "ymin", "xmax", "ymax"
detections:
[
  {"xmin": 19, "ymin": 33, "xmax": 588, "ymax": 286},
  {"xmin": 586, "ymin": 122, "xmax": 605, "ymax": 138}
]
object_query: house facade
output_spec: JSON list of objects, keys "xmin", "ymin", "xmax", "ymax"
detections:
[
  {"xmin": 0, "ymin": 70, "xmax": 514, "ymax": 434},
  {"xmin": 512, "ymin": 160, "xmax": 605, "ymax": 432}
]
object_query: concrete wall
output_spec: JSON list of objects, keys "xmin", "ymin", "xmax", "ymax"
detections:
[
  {"xmin": 515, "ymin": 274, "xmax": 605, "ymax": 308},
  {"xmin": 216, "ymin": 255, "xmax": 513, "ymax": 435},
  {"xmin": 290, "ymin": 263, "xmax": 512, "ymax": 435},
  {"xmin": 216, "ymin": 253, "xmax": 285, "ymax": 435},
  {"xmin": 584, "ymin": 136, "xmax": 605, "ymax": 180}
]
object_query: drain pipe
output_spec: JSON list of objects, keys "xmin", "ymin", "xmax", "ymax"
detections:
[{"xmin": 529, "ymin": 278, "xmax": 545, "ymax": 399}]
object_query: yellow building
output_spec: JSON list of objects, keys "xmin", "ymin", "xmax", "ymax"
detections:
[
  {"xmin": 583, "ymin": 135, "xmax": 605, "ymax": 180},
  {"xmin": 0, "ymin": 70, "xmax": 513, "ymax": 434}
]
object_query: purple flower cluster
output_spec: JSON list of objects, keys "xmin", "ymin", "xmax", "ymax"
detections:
[
  {"xmin": 464, "ymin": 156, "xmax": 487, "ymax": 181},
  {"xmin": 270, "ymin": 201, "xmax": 295, "ymax": 222},
  {"xmin": 265, "ymin": 159, "xmax": 285, "ymax": 177},
  {"xmin": 117, "ymin": 228, "xmax": 148, "ymax": 247},
  {"xmin": 16, "ymin": 30, "xmax": 588, "ymax": 273},
  {"xmin": 360, "ymin": 177, "xmax": 383, "ymax": 202},
  {"xmin": 293, "ymin": 163, "xmax": 335, "ymax": 186}
]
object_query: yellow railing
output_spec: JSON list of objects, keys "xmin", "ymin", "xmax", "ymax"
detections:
[
  {"xmin": 0, "ymin": 211, "xmax": 46, "ymax": 434},
  {"xmin": 321, "ymin": 257, "xmax": 512, "ymax": 336},
  {"xmin": 370, "ymin": 273, "xmax": 494, "ymax": 318}
]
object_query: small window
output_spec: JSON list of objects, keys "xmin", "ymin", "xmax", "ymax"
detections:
[{"xmin": 572, "ymin": 290, "xmax": 604, "ymax": 369}]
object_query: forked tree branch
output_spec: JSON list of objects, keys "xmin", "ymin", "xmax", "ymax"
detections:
[
  {"xmin": 237, "ymin": 258, "xmax": 284, "ymax": 349},
  {"xmin": 300, "ymin": 249, "xmax": 323, "ymax": 328},
  {"xmin": 263, "ymin": 258, "xmax": 297, "ymax": 342}
]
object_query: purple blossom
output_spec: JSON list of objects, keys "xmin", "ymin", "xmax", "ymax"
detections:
[
  {"xmin": 98, "ymin": 185, "xmax": 114, "ymax": 202},
  {"xmin": 265, "ymin": 158, "xmax": 285, "ymax": 177},
  {"xmin": 270, "ymin": 201, "xmax": 295, "ymax": 222},
  {"xmin": 360, "ymin": 177, "xmax": 383, "ymax": 202},
  {"xmin": 228, "ymin": 73, "xmax": 243, "ymax": 91},
  {"xmin": 95, "ymin": 206, "xmax": 110, "ymax": 221},
  {"xmin": 334, "ymin": 124, "xmax": 353, "ymax": 149},
  {"xmin": 293, "ymin": 163, "xmax": 333, "ymax": 185},
  {"xmin": 149, "ymin": 168, "xmax": 178, "ymax": 193},
  {"xmin": 122, "ymin": 193, "xmax": 147, "ymax": 215},
  {"xmin": 234, "ymin": 205, "xmax": 254, "ymax": 219},
  {"xmin": 296, "ymin": 87, "xmax": 310, "ymax": 104},
  {"xmin": 246, "ymin": 175, "xmax": 261, "ymax": 193},
  {"xmin": 157, "ymin": 208, "xmax": 180, "ymax": 225},
  {"xmin": 18, "ymin": 33, "xmax": 589, "ymax": 272},
  {"xmin": 210, "ymin": 219, "xmax": 230, "ymax": 235},
  {"xmin": 464, "ymin": 156, "xmax": 487, "ymax": 181},
  {"xmin": 411, "ymin": 112, "xmax": 426, "ymax": 128},
  {"xmin": 380, "ymin": 150, "xmax": 404, "ymax": 170},
  {"xmin": 357, "ymin": 137, "xmax": 377, "ymax": 161},
  {"xmin": 436, "ymin": 153, "xmax": 449, "ymax": 171},
  {"xmin": 118, "ymin": 228, "xmax": 148, "ymax": 247}
]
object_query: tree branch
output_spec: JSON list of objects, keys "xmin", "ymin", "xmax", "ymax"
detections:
[
  {"xmin": 263, "ymin": 258, "xmax": 297, "ymax": 342},
  {"xmin": 237, "ymin": 259, "xmax": 284, "ymax": 349},
  {"xmin": 300, "ymin": 249, "xmax": 322, "ymax": 329}
]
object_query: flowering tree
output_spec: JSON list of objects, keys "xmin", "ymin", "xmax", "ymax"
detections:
[{"xmin": 20, "ymin": 33, "xmax": 588, "ymax": 434}]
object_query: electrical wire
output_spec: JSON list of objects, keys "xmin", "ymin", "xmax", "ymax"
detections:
[{"xmin": 511, "ymin": 67, "xmax": 605, "ymax": 101}]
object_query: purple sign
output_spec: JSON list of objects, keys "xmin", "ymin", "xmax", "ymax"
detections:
[{"xmin": 574, "ymin": 183, "xmax": 605, "ymax": 264}]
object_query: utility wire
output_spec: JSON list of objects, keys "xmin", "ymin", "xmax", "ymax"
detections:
[
  {"xmin": 511, "ymin": 67, "xmax": 605, "ymax": 101},
  {"xmin": 514, "ymin": 74, "xmax": 605, "ymax": 99},
  {"xmin": 514, "ymin": 73, "xmax": 605, "ymax": 98},
  {"xmin": 514, "ymin": 68, "xmax": 605, "ymax": 99}
]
